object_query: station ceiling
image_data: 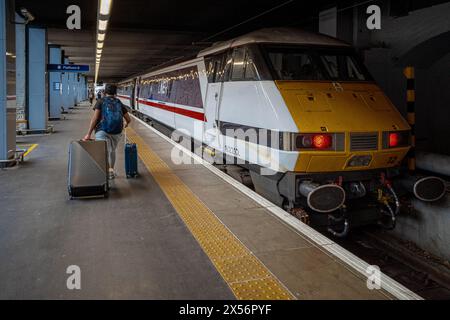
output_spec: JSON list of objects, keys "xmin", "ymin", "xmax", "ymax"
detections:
[
  {"xmin": 14, "ymin": 0, "xmax": 447, "ymax": 83},
  {"xmin": 10, "ymin": 0, "xmax": 321, "ymax": 82}
]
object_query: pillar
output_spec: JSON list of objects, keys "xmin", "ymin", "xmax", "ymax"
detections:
[
  {"xmin": 76, "ymin": 73, "xmax": 81, "ymax": 103},
  {"xmin": 26, "ymin": 26, "xmax": 47, "ymax": 132},
  {"xmin": 48, "ymin": 45, "xmax": 62, "ymax": 119},
  {"xmin": 62, "ymin": 57, "xmax": 70, "ymax": 111},
  {"xmin": 72, "ymin": 72, "xmax": 76, "ymax": 107},
  {"xmin": 1, "ymin": 0, "xmax": 16, "ymax": 162},
  {"xmin": 15, "ymin": 13, "xmax": 26, "ymax": 131}
]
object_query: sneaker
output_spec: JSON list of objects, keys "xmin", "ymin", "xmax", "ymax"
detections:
[{"xmin": 108, "ymin": 168, "xmax": 115, "ymax": 180}]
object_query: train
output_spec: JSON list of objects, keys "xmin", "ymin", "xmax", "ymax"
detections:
[{"xmin": 117, "ymin": 28, "xmax": 446, "ymax": 236}]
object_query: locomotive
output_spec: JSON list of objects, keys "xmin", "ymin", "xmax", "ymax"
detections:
[{"xmin": 117, "ymin": 28, "xmax": 445, "ymax": 236}]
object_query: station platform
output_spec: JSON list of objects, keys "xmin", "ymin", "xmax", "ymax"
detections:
[{"xmin": 0, "ymin": 101, "xmax": 419, "ymax": 300}]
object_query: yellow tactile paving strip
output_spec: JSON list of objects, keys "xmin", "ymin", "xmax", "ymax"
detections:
[
  {"xmin": 126, "ymin": 127, "xmax": 294, "ymax": 300},
  {"xmin": 17, "ymin": 143, "xmax": 38, "ymax": 157}
]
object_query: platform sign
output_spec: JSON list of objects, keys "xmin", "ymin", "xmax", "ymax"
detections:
[{"xmin": 47, "ymin": 64, "xmax": 89, "ymax": 72}]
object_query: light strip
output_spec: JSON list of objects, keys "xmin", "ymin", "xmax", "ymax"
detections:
[
  {"xmin": 94, "ymin": 1, "xmax": 113, "ymax": 84},
  {"xmin": 98, "ymin": 19, "xmax": 108, "ymax": 31},
  {"xmin": 99, "ymin": 0, "xmax": 112, "ymax": 15}
]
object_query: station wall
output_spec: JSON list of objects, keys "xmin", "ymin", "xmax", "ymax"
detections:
[
  {"xmin": 354, "ymin": 1, "xmax": 450, "ymax": 261},
  {"xmin": 357, "ymin": 1, "xmax": 450, "ymax": 156}
]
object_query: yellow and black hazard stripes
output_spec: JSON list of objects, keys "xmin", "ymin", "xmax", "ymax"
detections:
[
  {"xmin": 126, "ymin": 127, "xmax": 294, "ymax": 300},
  {"xmin": 404, "ymin": 66, "xmax": 416, "ymax": 171}
]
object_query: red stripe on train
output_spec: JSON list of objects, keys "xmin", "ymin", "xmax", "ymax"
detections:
[
  {"xmin": 117, "ymin": 94, "xmax": 131, "ymax": 100},
  {"xmin": 138, "ymin": 99, "xmax": 205, "ymax": 122}
]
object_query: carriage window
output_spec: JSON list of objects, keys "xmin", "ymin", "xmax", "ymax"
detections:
[
  {"xmin": 222, "ymin": 53, "xmax": 233, "ymax": 81},
  {"xmin": 320, "ymin": 55, "xmax": 367, "ymax": 81},
  {"xmin": 268, "ymin": 52, "xmax": 321, "ymax": 80},
  {"xmin": 244, "ymin": 53, "xmax": 258, "ymax": 80},
  {"xmin": 346, "ymin": 57, "xmax": 365, "ymax": 80},
  {"xmin": 230, "ymin": 47, "xmax": 259, "ymax": 81},
  {"xmin": 206, "ymin": 59, "xmax": 215, "ymax": 82},
  {"xmin": 231, "ymin": 48, "xmax": 246, "ymax": 80},
  {"xmin": 263, "ymin": 45, "xmax": 372, "ymax": 81},
  {"xmin": 205, "ymin": 53, "xmax": 226, "ymax": 83},
  {"xmin": 320, "ymin": 55, "xmax": 339, "ymax": 78}
]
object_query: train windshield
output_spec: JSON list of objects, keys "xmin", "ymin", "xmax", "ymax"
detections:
[{"xmin": 262, "ymin": 45, "xmax": 372, "ymax": 81}]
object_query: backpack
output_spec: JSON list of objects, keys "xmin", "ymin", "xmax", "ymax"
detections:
[{"xmin": 100, "ymin": 97, "xmax": 123, "ymax": 134}]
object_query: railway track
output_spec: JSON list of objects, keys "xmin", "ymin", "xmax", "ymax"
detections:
[{"xmin": 335, "ymin": 228, "xmax": 450, "ymax": 300}]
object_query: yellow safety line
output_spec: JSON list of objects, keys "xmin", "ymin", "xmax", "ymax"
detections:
[
  {"xmin": 126, "ymin": 127, "xmax": 294, "ymax": 300},
  {"xmin": 21, "ymin": 144, "xmax": 38, "ymax": 157}
]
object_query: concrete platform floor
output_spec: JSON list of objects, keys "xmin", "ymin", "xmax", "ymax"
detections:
[
  {"xmin": 0, "ymin": 101, "xmax": 399, "ymax": 299},
  {"xmin": 0, "ymin": 103, "xmax": 233, "ymax": 299}
]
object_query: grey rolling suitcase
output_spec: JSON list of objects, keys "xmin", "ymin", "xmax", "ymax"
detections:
[{"xmin": 68, "ymin": 140, "xmax": 109, "ymax": 199}]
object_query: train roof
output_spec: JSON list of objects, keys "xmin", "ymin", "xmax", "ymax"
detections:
[
  {"xmin": 118, "ymin": 28, "xmax": 350, "ymax": 84},
  {"xmin": 197, "ymin": 27, "xmax": 350, "ymax": 57}
]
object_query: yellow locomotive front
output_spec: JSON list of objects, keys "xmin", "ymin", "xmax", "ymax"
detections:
[
  {"xmin": 264, "ymin": 44, "xmax": 411, "ymax": 173},
  {"xmin": 276, "ymin": 80, "xmax": 411, "ymax": 173},
  {"xmin": 259, "ymin": 43, "xmax": 419, "ymax": 235}
]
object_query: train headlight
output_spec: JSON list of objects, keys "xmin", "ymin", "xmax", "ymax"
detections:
[
  {"xmin": 347, "ymin": 155, "xmax": 372, "ymax": 167},
  {"xmin": 313, "ymin": 134, "xmax": 332, "ymax": 149},
  {"xmin": 297, "ymin": 134, "xmax": 332, "ymax": 149},
  {"xmin": 382, "ymin": 131, "xmax": 410, "ymax": 149},
  {"xmin": 295, "ymin": 133, "xmax": 344, "ymax": 151},
  {"xmin": 389, "ymin": 133, "xmax": 399, "ymax": 147},
  {"xmin": 301, "ymin": 135, "xmax": 313, "ymax": 148}
]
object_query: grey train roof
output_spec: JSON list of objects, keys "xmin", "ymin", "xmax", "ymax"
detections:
[
  {"xmin": 197, "ymin": 27, "xmax": 350, "ymax": 57},
  {"xmin": 118, "ymin": 28, "xmax": 350, "ymax": 83}
]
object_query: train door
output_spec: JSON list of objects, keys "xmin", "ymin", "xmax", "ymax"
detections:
[
  {"xmin": 203, "ymin": 53, "xmax": 227, "ymax": 148},
  {"xmin": 130, "ymin": 83, "xmax": 135, "ymax": 109},
  {"xmin": 134, "ymin": 77, "xmax": 140, "ymax": 110}
]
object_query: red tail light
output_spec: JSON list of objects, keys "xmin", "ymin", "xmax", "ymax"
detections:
[
  {"xmin": 389, "ymin": 133, "xmax": 399, "ymax": 148},
  {"xmin": 313, "ymin": 134, "xmax": 332, "ymax": 149}
]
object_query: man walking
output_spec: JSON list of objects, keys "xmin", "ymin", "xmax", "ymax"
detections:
[
  {"xmin": 84, "ymin": 84, "xmax": 131, "ymax": 179},
  {"xmin": 88, "ymin": 89, "xmax": 94, "ymax": 105}
]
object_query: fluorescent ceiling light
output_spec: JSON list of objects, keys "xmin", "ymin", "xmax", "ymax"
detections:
[
  {"xmin": 100, "ymin": 0, "xmax": 112, "ymax": 15},
  {"xmin": 98, "ymin": 20, "xmax": 108, "ymax": 31},
  {"xmin": 97, "ymin": 42, "xmax": 104, "ymax": 49},
  {"xmin": 96, "ymin": 49, "xmax": 102, "ymax": 54},
  {"xmin": 97, "ymin": 33, "xmax": 105, "ymax": 41}
]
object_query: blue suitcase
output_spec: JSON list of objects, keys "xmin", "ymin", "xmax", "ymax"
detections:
[{"xmin": 125, "ymin": 143, "xmax": 138, "ymax": 178}]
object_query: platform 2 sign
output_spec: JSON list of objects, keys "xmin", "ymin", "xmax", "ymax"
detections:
[{"xmin": 47, "ymin": 64, "xmax": 89, "ymax": 72}]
